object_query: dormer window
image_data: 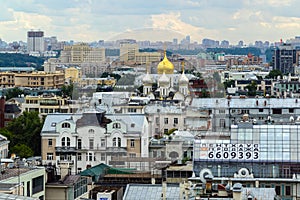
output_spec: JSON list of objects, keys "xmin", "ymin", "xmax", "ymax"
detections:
[
  {"xmin": 113, "ymin": 123, "xmax": 121, "ymax": 129},
  {"xmin": 62, "ymin": 122, "xmax": 70, "ymax": 128},
  {"xmin": 51, "ymin": 122, "xmax": 56, "ymax": 127},
  {"xmin": 88, "ymin": 129, "xmax": 95, "ymax": 134}
]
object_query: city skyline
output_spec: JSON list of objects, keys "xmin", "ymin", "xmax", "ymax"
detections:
[{"xmin": 1, "ymin": 0, "xmax": 300, "ymax": 44}]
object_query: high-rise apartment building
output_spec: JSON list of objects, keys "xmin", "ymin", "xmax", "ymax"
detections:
[
  {"xmin": 272, "ymin": 43, "xmax": 297, "ymax": 74},
  {"xmin": 27, "ymin": 30, "xmax": 45, "ymax": 53}
]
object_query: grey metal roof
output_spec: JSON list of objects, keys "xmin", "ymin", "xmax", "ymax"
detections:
[
  {"xmin": 241, "ymin": 187, "xmax": 276, "ymax": 200},
  {"xmin": 41, "ymin": 113, "xmax": 73, "ymax": 133},
  {"xmin": 123, "ymin": 184, "xmax": 180, "ymax": 200},
  {"xmin": 106, "ymin": 114, "xmax": 146, "ymax": 133},
  {"xmin": 144, "ymin": 104, "xmax": 184, "ymax": 114},
  {"xmin": 0, "ymin": 67, "xmax": 36, "ymax": 72},
  {"xmin": 191, "ymin": 98, "xmax": 300, "ymax": 109},
  {"xmin": 0, "ymin": 193, "xmax": 38, "ymax": 199},
  {"xmin": 7, "ymin": 97, "xmax": 25, "ymax": 104}
]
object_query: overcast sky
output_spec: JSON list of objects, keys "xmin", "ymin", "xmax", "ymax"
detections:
[{"xmin": 1, "ymin": 0, "xmax": 300, "ymax": 44}]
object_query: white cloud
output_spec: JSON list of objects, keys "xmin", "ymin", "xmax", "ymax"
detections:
[
  {"xmin": 0, "ymin": 0, "xmax": 300, "ymax": 44},
  {"xmin": 151, "ymin": 12, "xmax": 203, "ymax": 41}
]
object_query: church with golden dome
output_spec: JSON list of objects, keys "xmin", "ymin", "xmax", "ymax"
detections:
[
  {"xmin": 157, "ymin": 51, "xmax": 175, "ymax": 74},
  {"xmin": 141, "ymin": 51, "xmax": 193, "ymax": 102}
]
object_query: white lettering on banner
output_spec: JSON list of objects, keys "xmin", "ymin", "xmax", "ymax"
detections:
[{"xmin": 199, "ymin": 143, "xmax": 259, "ymax": 160}]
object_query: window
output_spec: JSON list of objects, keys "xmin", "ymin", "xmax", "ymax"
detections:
[
  {"xmin": 272, "ymin": 108, "xmax": 282, "ymax": 114},
  {"xmin": 89, "ymin": 138, "xmax": 94, "ymax": 149},
  {"xmin": 155, "ymin": 117, "xmax": 159, "ymax": 124},
  {"xmin": 101, "ymin": 153, "xmax": 105, "ymax": 161},
  {"xmin": 153, "ymin": 151, "xmax": 157, "ymax": 158},
  {"xmin": 32, "ymin": 175, "xmax": 44, "ymax": 194},
  {"xmin": 46, "ymin": 153, "xmax": 53, "ymax": 160},
  {"xmin": 118, "ymin": 137, "xmax": 121, "ymax": 147},
  {"xmin": 27, "ymin": 182, "xmax": 30, "ymax": 196},
  {"xmin": 113, "ymin": 138, "xmax": 116, "ymax": 147},
  {"xmin": 259, "ymin": 108, "xmax": 264, "ymax": 112},
  {"xmin": 174, "ymin": 118, "xmax": 178, "ymax": 124},
  {"xmin": 62, "ymin": 122, "xmax": 70, "ymax": 128},
  {"xmin": 164, "ymin": 129, "xmax": 168, "ymax": 134},
  {"xmin": 129, "ymin": 153, "xmax": 136, "ymax": 158},
  {"xmin": 130, "ymin": 139, "xmax": 135, "ymax": 148},
  {"xmin": 275, "ymin": 186, "xmax": 281, "ymax": 195},
  {"xmin": 101, "ymin": 139, "xmax": 105, "ymax": 147},
  {"xmin": 289, "ymin": 108, "xmax": 294, "ymax": 113},
  {"xmin": 48, "ymin": 139, "xmax": 53, "ymax": 147},
  {"xmin": 286, "ymin": 185, "xmax": 291, "ymax": 196},
  {"xmin": 220, "ymin": 119, "xmax": 226, "ymax": 128},
  {"xmin": 88, "ymin": 153, "xmax": 93, "ymax": 161},
  {"xmin": 78, "ymin": 153, "xmax": 82, "ymax": 161},
  {"xmin": 77, "ymin": 168, "xmax": 82, "ymax": 173},
  {"xmin": 164, "ymin": 118, "xmax": 168, "ymax": 124},
  {"xmin": 67, "ymin": 137, "xmax": 70, "ymax": 147},
  {"xmin": 60, "ymin": 154, "xmax": 71, "ymax": 161},
  {"xmin": 128, "ymin": 108, "xmax": 137, "ymax": 112},
  {"xmin": 78, "ymin": 139, "xmax": 82, "ymax": 149},
  {"xmin": 62, "ymin": 137, "xmax": 65, "ymax": 146},
  {"xmin": 88, "ymin": 129, "xmax": 95, "ymax": 134},
  {"xmin": 113, "ymin": 137, "xmax": 121, "ymax": 147},
  {"xmin": 241, "ymin": 109, "xmax": 249, "ymax": 114},
  {"xmin": 62, "ymin": 137, "xmax": 70, "ymax": 147},
  {"xmin": 113, "ymin": 123, "xmax": 121, "ymax": 129},
  {"xmin": 219, "ymin": 109, "xmax": 225, "ymax": 114}
]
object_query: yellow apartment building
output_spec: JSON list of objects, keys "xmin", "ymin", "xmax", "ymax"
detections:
[
  {"xmin": 14, "ymin": 71, "xmax": 65, "ymax": 89},
  {"xmin": 22, "ymin": 94, "xmax": 80, "ymax": 116},
  {"xmin": 65, "ymin": 66, "xmax": 82, "ymax": 83},
  {"xmin": 0, "ymin": 72, "xmax": 15, "ymax": 88}
]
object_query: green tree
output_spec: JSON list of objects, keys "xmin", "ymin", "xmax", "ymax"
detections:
[
  {"xmin": 245, "ymin": 81, "xmax": 257, "ymax": 97},
  {"xmin": 4, "ymin": 87, "xmax": 25, "ymax": 100},
  {"xmin": 61, "ymin": 83, "xmax": 74, "ymax": 98},
  {"xmin": 266, "ymin": 69, "xmax": 283, "ymax": 79},
  {"xmin": 101, "ymin": 72, "xmax": 121, "ymax": 81},
  {"xmin": 1, "ymin": 111, "xmax": 43, "ymax": 157},
  {"xmin": 200, "ymin": 89, "xmax": 210, "ymax": 98},
  {"xmin": 223, "ymin": 80, "xmax": 235, "ymax": 90},
  {"xmin": 11, "ymin": 144, "xmax": 34, "ymax": 158},
  {"xmin": 192, "ymin": 71, "xmax": 202, "ymax": 79},
  {"xmin": 0, "ymin": 53, "xmax": 45, "ymax": 70},
  {"xmin": 166, "ymin": 128, "xmax": 177, "ymax": 136}
]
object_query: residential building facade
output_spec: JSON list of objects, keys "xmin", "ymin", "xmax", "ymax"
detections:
[{"xmin": 41, "ymin": 110, "xmax": 150, "ymax": 176}]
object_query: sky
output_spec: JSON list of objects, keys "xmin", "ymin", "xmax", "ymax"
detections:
[{"xmin": 1, "ymin": 0, "xmax": 300, "ymax": 45}]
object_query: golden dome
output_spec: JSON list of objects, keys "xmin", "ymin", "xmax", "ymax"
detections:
[{"xmin": 157, "ymin": 51, "xmax": 174, "ymax": 74}]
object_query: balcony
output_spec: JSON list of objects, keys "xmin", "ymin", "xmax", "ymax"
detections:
[
  {"xmin": 55, "ymin": 146, "xmax": 77, "ymax": 153},
  {"xmin": 76, "ymin": 146, "xmax": 107, "ymax": 152},
  {"xmin": 105, "ymin": 147, "xmax": 127, "ymax": 156},
  {"xmin": 57, "ymin": 160, "xmax": 74, "ymax": 165}
]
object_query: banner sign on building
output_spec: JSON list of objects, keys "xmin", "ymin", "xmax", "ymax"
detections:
[{"xmin": 199, "ymin": 143, "xmax": 259, "ymax": 161}]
